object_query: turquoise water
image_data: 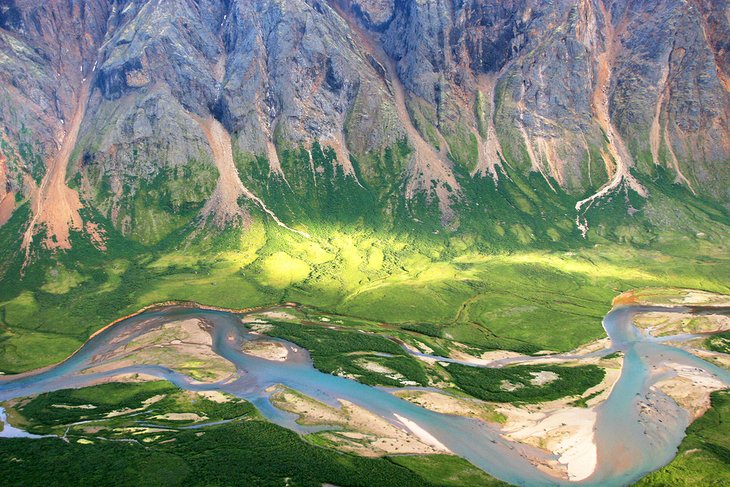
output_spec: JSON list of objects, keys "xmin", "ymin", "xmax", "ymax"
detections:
[
  {"xmin": 589, "ymin": 306, "xmax": 730, "ymax": 485},
  {"xmin": 0, "ymin": 406, "xmax": 47, "ymax": 439},
  {"xmin": 1, "ymin": 305, "xmax": 728, "ymax": 486}
]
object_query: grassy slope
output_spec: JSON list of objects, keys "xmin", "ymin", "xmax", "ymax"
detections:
[
  {"xmin": 0, "ymin": 143, "xmax": 728, "ymax": 373},
  {"xmin": 0, "ymin": 138, "xmax": 727, "ymax": 487},
  {"xmin": 0, "ymin": 196, "xmax": 727, "ymax": 373}
]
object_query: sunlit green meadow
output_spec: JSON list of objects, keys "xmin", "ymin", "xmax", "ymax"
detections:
[{"xmin": 0, "ymin": 206, "xmax": 727, "ymax": 373}]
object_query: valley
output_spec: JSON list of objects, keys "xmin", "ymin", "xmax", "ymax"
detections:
[
  {"xmin": 1, "ymin": 290, "xmax": 728, "ymax": 486},
  {"xmin": 1, "ymin": 197, "xmax": 727, "ymax": 485},
  {"xmin": 1, "ymin": 1, "xmax": 729, "ymax": 485}
]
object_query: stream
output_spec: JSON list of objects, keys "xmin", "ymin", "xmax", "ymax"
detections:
[{"xmin": 1, "ymin": 304, "xmax": 728, "ymax": 486}]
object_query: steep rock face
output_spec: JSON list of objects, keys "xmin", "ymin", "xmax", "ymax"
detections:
[
  {"xmin": 364, "ymin": 0, "xmax": 601, "ymax": 189},
  {"xmin": 607, "ymin": 0, "xmax": 730, "ymax": 200},
  {"xmin": 0, "ymin": 0, "xmax": 112, "ymax": 255},
  {"xmin": 0, "ymin": 0, "xmax": 727, "ymax": 250},
  {"xmin": 81, "ymin": 0, "xmax": 226, "ymax": 241},
  {"xmin": 349, "ymin": 0, "xmax": 729, "ymax": 202},
  {"xmin": 306, "ymin": 0, "xmax": 730, "ymax": 217},
  {"xmin": 218, "ymin": 0, "xmax": 400, "ymax": 173}
]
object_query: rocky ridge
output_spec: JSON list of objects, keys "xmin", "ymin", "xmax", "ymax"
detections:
[{"xmin": 0, "ymin": 0, "xmax": 727, "ymax": 251}]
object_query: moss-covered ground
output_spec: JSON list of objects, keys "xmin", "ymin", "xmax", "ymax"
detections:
[
  {"xmin": 0, "ymin": 133, "xmax": 727, "ymax": 370},
  {"xmin": 0, "ymin": 194, "xmax": 727, "ymax": 373}
]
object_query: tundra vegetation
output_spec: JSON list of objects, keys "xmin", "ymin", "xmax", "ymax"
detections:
[
  {"xmin": 0, "ymin": 171, "xmax": 727, "ymax": 374},
  {"xmin": 0, "ymin": 1, "xmax": 728, "ymax": 484},
  {"xmin": 0, "ymin": 108, "xmax": 728, "ymax": 487},
  {"xmin": 444, "ymin": 364, "xmax": 606, "ymax": 403},
  {"xmin": 0, "ymin": 382, "xmax": 500, "ymax": 486}
]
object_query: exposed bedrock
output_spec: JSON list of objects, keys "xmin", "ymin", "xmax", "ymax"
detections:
[{"xmin": 0, "ymin": 0, "xmax": 727, "ymax": 245}]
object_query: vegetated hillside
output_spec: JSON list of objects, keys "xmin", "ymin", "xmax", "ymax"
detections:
[
  {"xmin": 0, "ymin": 0, "xmax": 727, "ymax": 253},
  {"xmin": 0, "ymin": 1, "xmax": 728, "ymax": 374}
]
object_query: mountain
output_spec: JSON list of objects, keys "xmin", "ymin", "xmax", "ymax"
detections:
[
  {"xmin": 1, "ymin": 4, "xmax": 730, "ymax": 484},
  {"xmin": 0, "ymin": 0, "xmax": 728, "ymax": 257}
]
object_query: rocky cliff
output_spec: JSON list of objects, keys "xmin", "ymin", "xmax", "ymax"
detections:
[{"xmin": 0, "ymin": 0, "xmax": 727, "ymax": 253}]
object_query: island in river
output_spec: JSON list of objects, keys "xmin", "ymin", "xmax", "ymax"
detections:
[{"xmin": 1, "ymin": 288, "xmax": 728, "ymax": 486}]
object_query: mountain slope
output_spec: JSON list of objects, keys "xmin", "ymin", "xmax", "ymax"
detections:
[{"xmin": 0, "ymin": 0, "xmax": 727, "ymax": 252}]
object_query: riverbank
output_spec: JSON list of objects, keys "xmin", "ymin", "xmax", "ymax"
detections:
[
  {"xmin": 268, "ymin": 385, "xmax": 447, "ymax": 456},
  {"xmin": 614, "ymin": 288, "xmax": 730, "ymax": 308},
  {"xmin": 2, "ymin": 291, "xmax": 729, "ymax": 486}
]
